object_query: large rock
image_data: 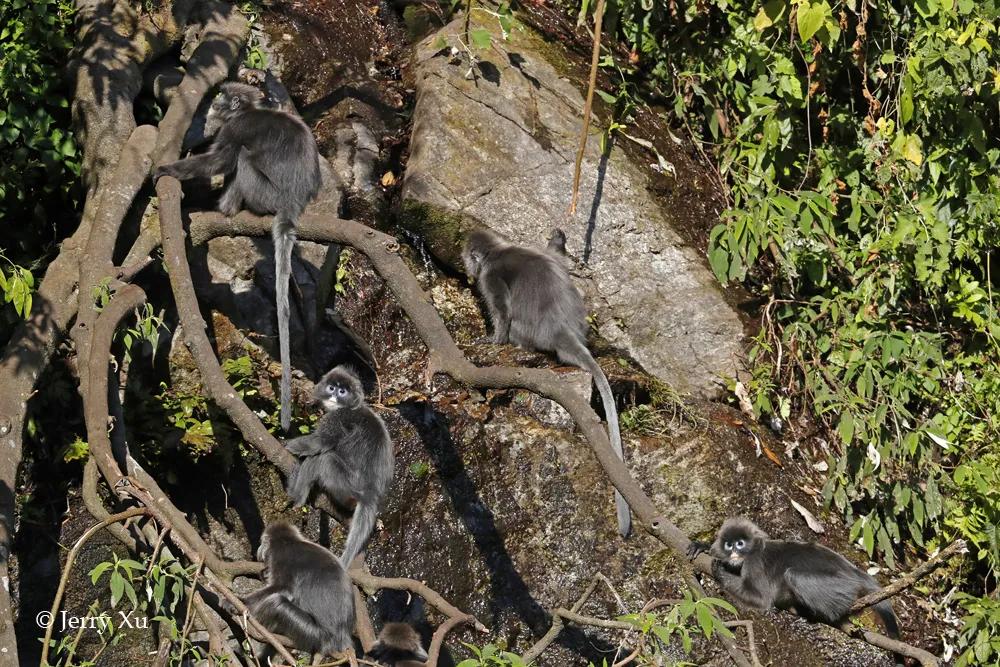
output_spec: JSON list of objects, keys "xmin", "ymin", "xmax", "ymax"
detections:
[{"xmin": 401, "ymin": 18, "xmax": 745, "ymax": 397}]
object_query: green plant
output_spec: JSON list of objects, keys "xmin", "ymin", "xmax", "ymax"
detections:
[
  {"xmin": 571, "ymin": 0, "xmax": 1000, "ymax": 654},
  {"xmin": 0, "ymin": 0, "xmax": 80, "ymax": 257},
  {"xmin": 457, "ymin": 643, "xmax": 528, "ymax": 667},
  {"xmin": 0, "ymin": 255, "xmax": 35, "ymax": 318},
  {"xmin": 409, "ymin": 461, "xmax": 431, "ymax": 479},
  {"xmin": 620, "ymin": 593, "xmax": 735, "ymax": 657}
]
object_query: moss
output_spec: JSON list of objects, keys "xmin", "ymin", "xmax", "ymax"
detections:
[{"xmin": 398, "ymin": 198, "xmax": 472, "ymax": 267}]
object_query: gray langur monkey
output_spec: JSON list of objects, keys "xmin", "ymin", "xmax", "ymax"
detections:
[
  {"xmin": 461, "ymin": 227, "xmax": 630, "ymax": 537},
  {"xmin": 154, "ymin": 81, "xmax": 321, "ymax": 433},
  {"xmin": 229, "ymin": 522, "xmax": 354, "ymax": 656},
  {"xmin": 368, "ymin": 623, "xmax": 430, "ymax": 666},
  {"xmin": 284, "ymin": 365, "xmax": 395, "ymax": 567},
  {"xmin": 688, "ymin": 518, "xmax": 900, "ymax": 638}
]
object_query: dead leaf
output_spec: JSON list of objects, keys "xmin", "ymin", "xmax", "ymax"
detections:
[
  {"xmin": 791, "ymin": 498, "xmax": 825, "ymax": 533},
  {"xmin": 733, "ymin": 381, "xmax": 754, "ymax": 417},
  {"xmin": 381, "ymin": 171, "xmax": 397, "ymax": 186}
]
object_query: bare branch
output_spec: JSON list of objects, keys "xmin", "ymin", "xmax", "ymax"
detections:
[
  {"xmin": 568, "ymin": 0, "xmax": 606, "ymax": 215},
  {"xmin": 849, "ymin": 540, "xmax": 966, "ymax": 614}
]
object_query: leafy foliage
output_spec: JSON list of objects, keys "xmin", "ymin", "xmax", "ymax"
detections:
[
  {"xmin": 0, "ymin": 0, "xmax": 80, "ymax": 260},
  {"xmin": 577, "ymin": 0, "xmax": 1000, "ymax": 660}
]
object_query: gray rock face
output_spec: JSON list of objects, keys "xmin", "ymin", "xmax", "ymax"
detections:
[{"xmin": 402, "ymin": 18, "xmax": 744, "ymax": 397}]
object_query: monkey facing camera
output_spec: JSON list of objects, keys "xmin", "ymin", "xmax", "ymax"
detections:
[
  {"xmin": 154, "ymin": 81, "xmax": 322, "ymax": 434},
  {"xmin": 283, "ymin": 365, "xmax": 395, "ymax": 568},
  {"xmin": 462, "ymin": 227, "xmax": 631, "ymax": 537},
  {"xmin": 688, "ymin": 518, "xmax": 900, "ymax": 639}
]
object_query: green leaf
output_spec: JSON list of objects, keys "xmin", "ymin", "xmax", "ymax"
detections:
[
  {"xmin": 695, "ymin": 603, "xmax": 714, "ymax": 637},
  {"xmin": 796, "ymin": 0, "xmax": 829, "ymax": 43},
  {"xmin": 110, "ymin": 571, "xmax": 125, "ymax": 607},
  {"xmin": 595, "ymin": 89, "xmax": 617, "ymax": 104},
  {"xmin": 469, "ymin": 28, "xmax": 492, "ymax": 50},
  {"xmin": 89, "ymin": 561, "xmax": 112, "ymax": 584}
]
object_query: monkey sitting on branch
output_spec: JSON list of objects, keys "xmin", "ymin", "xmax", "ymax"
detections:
[
  {"xmin": 284, "ymin": 365, "xmax": 395, "ymax": 568},
  {"xmin": 227, "ymin": 522, "xmax": 354, "ymax": 658},
  {"xmin": 154, "ymin": 81, "xmax": 322, "ymax": 433},
  {"xmin": 688, "ymin": 518, "xmax": 900, "ymax": 638},
  {"xmin": 462, "ymin": 227, "xmax": 630, "ymax": 537}
]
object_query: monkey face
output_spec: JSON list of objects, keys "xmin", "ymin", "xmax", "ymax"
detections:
[{"xmin": 313, "ymin": 366, "xmax": 364, "ymax": 411}]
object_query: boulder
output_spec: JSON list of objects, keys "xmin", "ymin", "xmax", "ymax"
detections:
[{"xmin": 401, "ymin": 17, "xmax": 745, "ymax": 397}]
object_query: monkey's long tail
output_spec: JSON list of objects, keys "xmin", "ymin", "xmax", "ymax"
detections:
[
  {"xmin": 340, "ymin": 501, "xmax": 377, "ymax": 568},
  {"xmin": 568, "ymin": 338, "xmax": 631, "ymax": 537},
  {"xmin": 273, "ymin": 217, "xmax": 296, "ymax": 432},
  {"xmin": 873, "ymin": 599, "xmax": 900, "ymax": 639}
]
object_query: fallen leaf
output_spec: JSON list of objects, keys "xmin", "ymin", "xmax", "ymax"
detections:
[
  {"xmin": 791, "ymin": 499, "xmax": 825, "ymax": 533},
  {"xmin": 381, "ymin": 171, "xmax": 397, "ymax": 186}
]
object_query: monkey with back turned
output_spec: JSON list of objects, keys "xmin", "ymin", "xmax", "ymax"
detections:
[
  {"xmin": 154, "ymin": 81, "xmax": 321, "ymax": 433},
  {"xmin": 284, "ymin": 365, "xmax": 395, "ymax": 568},
  {"xmin": 461, "ymin": 227, "xmax": 631, "ymax": 536},
  {"xmin": 688, "ymin": 518, "xmax": 900, "ymax": 638},
  {"xmin": 227, "ymin": 521, "xmax": 354, "ymax": 657},
  {"xmin": 368, "ymin": 622, "xmax": 430, "ymax": 666}
]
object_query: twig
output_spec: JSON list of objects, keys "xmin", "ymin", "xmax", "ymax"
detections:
[
  {"xmin": 353, "ymin": 586, "xmax": 377, "ymax": 653},
  {"xmin": 179, "ymin": 559, "xmax": 204, "ymax": 650},
  {"xmin": 40, "ymin": 507, "xmax": 150, "ymax": 666},
  {"xmin": 725, "ymin": 620, "xmax": 762, "ymax": 667},
  {"xmin": 849, "ymin": 539, "xmax": 966, "ymax": 614},
  {"xmin": 569, "ymin": 0, "xmax": 606, "ymax": 215}
]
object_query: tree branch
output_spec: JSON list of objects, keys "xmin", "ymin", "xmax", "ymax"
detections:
[
  {"xmin": 188, "ymin": 210, "xmax": 933, "ymax": 665},
  {"xmin": 849, "ymin": 540, "xmax": 966, "ymax": 614}
]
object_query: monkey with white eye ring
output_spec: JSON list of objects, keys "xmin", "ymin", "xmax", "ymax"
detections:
[
  {"xmin": 688, "ymin": 518, "xmax": 900, "ymax": 640},
  {"xmin": 284, "ymin": 365, "xmax": 395, "ymax": 568}
]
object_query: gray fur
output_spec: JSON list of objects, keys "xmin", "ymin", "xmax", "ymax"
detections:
[
  {"xmin": 284, "ymin": 366, "xmax": 395, "ymax": 567},
  {"xmin": 688, "ymin": 518, "xmax": 900, "ymax": 638},
  {"xmin": 461, "ymin": 227, "xmax": 630, "ymax": 536},
  {"xmin": 154, "ymin": 81, "xmax": 321, "ymax": 432},
  {"xmin": 239, "ymin": 522, "xmax": 354, "ymax": 656},
  {"xmin": 369, "ymin": 622, "xmax": 430, "ymax": 666}
]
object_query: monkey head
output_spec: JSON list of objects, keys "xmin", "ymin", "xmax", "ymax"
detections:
[
  {"xmin": 204, "ymin": 82, "xmax": 265, "ymax": 136},
  {"xmin": 258, "ymin": 521, "xmax": 301, "ymax": 563},
  {"xmin": 313, "ymin": 365, "xmax": 364, "ymax": 411},
  {"xmin": 710, "ymin": 518, "xmax": 767, "ymax": 570},
  {"xmin": 461, "ymin": 228, "xmax": 506, "ymax": 283},
  {"xmin": 370, "ymin": 622, "xmax": 429, "ymax": 665}
]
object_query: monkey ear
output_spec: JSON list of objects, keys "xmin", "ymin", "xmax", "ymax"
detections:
[{"xmin": 230, "ymin": 96, "xmax": 241, "ymax": 111}]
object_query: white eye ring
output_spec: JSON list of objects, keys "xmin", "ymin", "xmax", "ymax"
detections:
[
  {"xmin": 736, "ymin": 539, "xmax": 745, "ymax": 549},
  {"xmin": 724, "ymin": 542, "xmax": 732, "ymax": 550}
]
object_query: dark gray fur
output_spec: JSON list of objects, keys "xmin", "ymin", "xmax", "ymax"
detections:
[
  {"xmin": 688, "ymin": 518, "xmax": 900, "ymax": 638},
  {"xmin": 239, "ymin": 522, "xmax": 354, "ymax": 655},
  {"xmin": 368, "ymin": 622, "xmax": 430, "ymax": 666},
  {"xmin": 154, "ymin": 81, "xmax": 321, "ymax": 432},
  {"xmin": 284, "ymin": 366, "xmax": 395, "ymax": 567},
  {"xmin": 461, "ymin": 227, "xmax": 630, "ymax": 536}
]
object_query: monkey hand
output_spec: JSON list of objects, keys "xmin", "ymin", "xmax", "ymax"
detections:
[
  {"xmin": 151, "ymin": 165, "xmax": 172, "ymax": 182},
  {"xmin": 686, "ymin": 540, "xmax": 711, "ymax": 560}
]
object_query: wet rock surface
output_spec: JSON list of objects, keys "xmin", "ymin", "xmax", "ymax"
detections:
[{"xmin": 401, "ymin": 16, "xmax": 746, "ymax": 399}]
